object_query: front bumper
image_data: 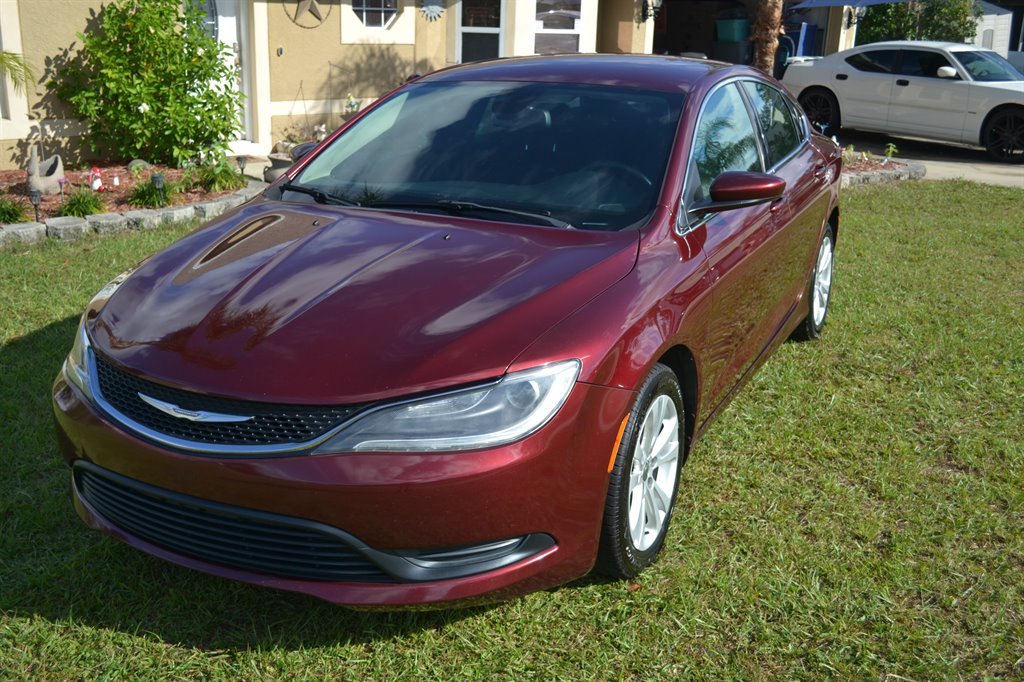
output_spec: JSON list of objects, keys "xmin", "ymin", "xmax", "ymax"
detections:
[{"xmin": 53, "ymin": 373, "xmax": 633, "ymax": 607}]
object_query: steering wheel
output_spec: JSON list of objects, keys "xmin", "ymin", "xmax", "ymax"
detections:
[{"xmin": 581, "ymin": 161, "xmax": 654, "ymax": 188}]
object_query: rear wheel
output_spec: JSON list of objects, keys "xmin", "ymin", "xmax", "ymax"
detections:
[
  {"xmin": 984, "ymin": 109, "xmax": 1024, "ymax": 163},
  {"xmin": 595, "ymin": 364, "xmax": 684, "ymax": 579},
  {"xmin": 799, "ymin": 88, "xmax": 840, "ymax": 137},
  {"xmin": 792, "ymin": 225, "xmax": 835, "ymax": 341}
]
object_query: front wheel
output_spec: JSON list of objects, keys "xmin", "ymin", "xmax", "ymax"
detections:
[
  {"xmin": 595, "ymin": 364, "xmax": 684, "ymax": 579},
  {"xmin": 984, "ymin": 109, "xmax": 1024, "ymax": 163},
  {"xmin": 799, "ymin": 89, "xmax": 840, "ymax": 137},
  {"xmin": 792, "ymin": 225, "xmax": 835, "ymax": 341}
]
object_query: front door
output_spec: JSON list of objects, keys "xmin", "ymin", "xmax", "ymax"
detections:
[
  {"xmin": 200, "ymin": 0, "xmax": 255, "ymax": 146},
  {"xmin": 458, "ymin": 0, "xmax": 505, "ymax": 63}
]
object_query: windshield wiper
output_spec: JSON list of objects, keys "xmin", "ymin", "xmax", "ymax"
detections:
[
  {"xmin": 365, "ymin": 199, "xmax": 574, "ymax": 229},
  {"xmin": 280, "ymin": 182, "xmax": 359, "ymax": 207}
]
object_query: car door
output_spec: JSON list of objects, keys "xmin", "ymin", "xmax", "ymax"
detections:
[
  {"xmin": 739, "ymin": 80, "xmax": 826, "ymax": 326},
  {"xmin": 679, "ymin": 81, "xmax": 789, "ymax": 418},
  {"xmin": 887, "ymin": 48, "xmax": 968, "ymax": 142},
  {"xmin": 834, "ymin": 49, "xmax": 899, "ymax": 130}
]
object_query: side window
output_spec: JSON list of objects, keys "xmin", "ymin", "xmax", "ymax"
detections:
[
  {"xmin": 740, "ymin": 81, "xmax": 802, "ymax": 169},
  {"xmin": 899, "ymin": 50, "xmax": 956, "ymax": 78},
  {"xmin": 683, "ymin": 83, "xmax": 761, "ymax": 211},
  {"xmin": 352, "ymin": 0, "xmax": 399, "ymax": 28},
  {"xmin": 844, "ymin": 50, "xmax": 898, "ymax": 74}
]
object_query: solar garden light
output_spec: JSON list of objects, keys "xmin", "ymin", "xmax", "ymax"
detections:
[
  {"xmin": 236, "ymin": 155, "xmax": 248, "ymax": 177},
  {"xmin": 151, "ymin": 173, "xmax": 165, "ymax": 207},
  {"xmin": 28, "ymin": 189, "xmax": 42, "ymax": 223}
]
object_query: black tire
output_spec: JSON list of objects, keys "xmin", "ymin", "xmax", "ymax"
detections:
[
  {"xmin": 792, "ymin": 225, "xmax": 835, "ymax": 342},
  {"xmin": 983, "ymin": 108, "xmax": 1024, "ymax": 164},
  {"xmin": 595, "ymin": 363, "xmax": 685, "ymax": 579},
  {"xmin": 799, "ymin": 88, "xmax": 840, "ymax": 137}
]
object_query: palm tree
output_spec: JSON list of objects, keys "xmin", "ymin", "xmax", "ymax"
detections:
[
  {"xmin": 751, "ymin": 0, "xmax": 784, "ymax": 75},
  {"xmin": 0, "ymin": 51, "xmax": 34, "ymax": 95}
]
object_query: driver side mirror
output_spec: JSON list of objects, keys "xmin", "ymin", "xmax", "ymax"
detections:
[
  {"xmin": 688, "ymin": 171, "xmax": 786, "ymax": 219},
  {"xmin": 937, "ymin": 66, "xmax": 959, "ymax": 79}
]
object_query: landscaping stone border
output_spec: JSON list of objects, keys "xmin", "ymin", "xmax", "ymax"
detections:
[
  {"xmin": 3, "ymin": 166, "xmax": 922, "ymax": 248},
  {"xmin": 840, "ymin": 160, "xmax": 926, "ymax": 189},
  {"xmin": 0, "ymin": 180, "xmax": 267, "ymax": 249}
]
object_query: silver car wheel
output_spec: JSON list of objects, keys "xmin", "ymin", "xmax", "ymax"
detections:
[
  {"xmin": 627, "ymin": 394, "xmax": 680, "ymax": 552},
  {"xmin": 812, "ymin": 234, "xmax": 834, "ymax": 327}
]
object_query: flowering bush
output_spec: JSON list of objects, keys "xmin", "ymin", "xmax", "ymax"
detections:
[{"xmin": 54, "ymin": 0, "xmax": 243, "ymax": 166}]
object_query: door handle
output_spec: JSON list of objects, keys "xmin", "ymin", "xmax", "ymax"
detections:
[
  {"xmin": 896, "ymin": 79, "xmax": 909, "ymax": 86},
  {"xmin": 769, "ymin": 195, "xmax": 788, "ymax": 213},
  {"xmin": 835, "ymin": 73, "xmax": 848, "ymax": 81}
]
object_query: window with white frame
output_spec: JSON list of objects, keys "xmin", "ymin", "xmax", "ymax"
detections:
[
  {"xmin": 534, "ymin": 0, "xmax": 581, "ymax": 54},
  {"xmin": 352, "ymin": 0, "xmax": 399, "ymax": 28}
]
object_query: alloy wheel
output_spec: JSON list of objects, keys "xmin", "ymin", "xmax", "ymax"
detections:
[
  {"xmin": 627, "ymin": 394, "xmax": 681, "ymax": 552},
  {"xmin": 812, "ymin": 234, "xmax": 834, "ymax": 327}
]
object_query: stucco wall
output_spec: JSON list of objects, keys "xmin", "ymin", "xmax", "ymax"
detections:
[
  {"xmin": 1, "ymin": 0, "xmax": 105, "ymax": 169},
  {"xmin": 262, "ymin": 0, "xmax": 449, "ymax": 148},
  {"xmin": 266, "ymin": 0, "xmax": 443, "ymax": 102}
]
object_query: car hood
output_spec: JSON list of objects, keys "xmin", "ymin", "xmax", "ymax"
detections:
[
  {"xmin": 90, "ymin": 199, "xmax": 638, "ymax": 403},
  {"xmin": 970, "ymin": 79, "xmax": 1024, "ymax": 95}
]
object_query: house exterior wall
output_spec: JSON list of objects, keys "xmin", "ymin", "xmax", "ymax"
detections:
[
  {"xmin": 2, "ymin": 0, "xmax": 652, "ymax": 169},
  {"xmin": 1, "ymin": 0, "xmax": 105, "ymax": 169}
]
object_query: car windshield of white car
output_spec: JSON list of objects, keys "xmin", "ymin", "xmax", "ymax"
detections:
[
  {"xmin": 952, "ymin": 51, "xmax": 1024, "ymax": 82},
  {"xmin": 285, "ymin": 81, "xmax": 686, "ymax": 232}
]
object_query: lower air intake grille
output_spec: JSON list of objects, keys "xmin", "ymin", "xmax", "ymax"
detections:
[
  {"xmin": 94, "ymin": 355, "xmax": 361, "ymax": 447},
  {"xmin": 74, "ymin": 464, "xmax": 394, "ymax": 583}
]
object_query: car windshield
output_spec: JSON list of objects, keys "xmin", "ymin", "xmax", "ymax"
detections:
[
  {"xmin": 952, "ymin": 50, "xmax": 1024, "ymax": 82},
  {"xmin": 285, "ymin": 81, "xmax": 685, "ymax": 231}
]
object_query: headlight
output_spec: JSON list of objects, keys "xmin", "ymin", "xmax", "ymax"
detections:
[
  {"xmin": 63, "ymin": 267, "xmax": 137, "ymax": 401},
  {"xmin": 313, "ymin": 360, "xmax": 581, "ymax": 453},
  {"xmin": 64, "ymin": 315, "xmax": 93, "ymax": 399}
]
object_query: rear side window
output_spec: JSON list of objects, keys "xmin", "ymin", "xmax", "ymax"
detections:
[
  {"xmin": 899, "ymin": 50, "xmax": 956, "ymax": 78},
  {"xmin": 684, "ymin": 83, "xmax": 761, "ymax": 209},
  {"xmin": 845, "ymin": 50, "xmax": 898, "ymax": 74},
  {"xmin": 741, "ymin": 81, "xmax": 802, "ymax": 169}
]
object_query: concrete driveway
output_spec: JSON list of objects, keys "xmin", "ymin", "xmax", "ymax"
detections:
[{"xmin": 835, "ymin": 130, "xmax": 1023, "ymax": 189}]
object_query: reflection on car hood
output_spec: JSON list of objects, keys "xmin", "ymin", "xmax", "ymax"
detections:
[{"xmin": 90, "ymin": 199, "xmax": 639, "ymax": 403}]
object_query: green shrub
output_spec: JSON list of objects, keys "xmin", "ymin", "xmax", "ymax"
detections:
[
  {"xmin": 54, "ymin": 0, "xmax": 243, "ymax": 166},
  {"xmin": 190, "ymin": 158, "xmax": 246, "ymax": 193},
  {"xmin": 0, "ymin": 193, "xmax": 27, "ymax": 223},
  {"xmin": 58, "ymin": 189, "xmax": 105, "ymax": 217},
  {"xmin": 127, "ymin": 175, "xmax": 182, "ymax": 208}
]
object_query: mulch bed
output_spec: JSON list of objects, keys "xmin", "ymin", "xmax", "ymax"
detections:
[
  {"xmin": 0, "ymin": 163, "xmax": 238, "ymax": 222},
  {"xmin": 843, "ymin": 158, "xmax": 893, "ymax": 173}
]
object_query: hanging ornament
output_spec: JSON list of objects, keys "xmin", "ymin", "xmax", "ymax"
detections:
[{"xmin": 420, "ymin": 0, "xmax": 444, "ymax": 21}]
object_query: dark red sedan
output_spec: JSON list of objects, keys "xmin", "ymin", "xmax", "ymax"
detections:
[{"xmin": 53, "ymin": 55, "xmax": 841, "ymax": 607}]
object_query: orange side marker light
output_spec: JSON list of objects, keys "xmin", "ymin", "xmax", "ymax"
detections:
[{"xmin": 608, "ymin": 414, "xmax": 631, "ymax": 473}]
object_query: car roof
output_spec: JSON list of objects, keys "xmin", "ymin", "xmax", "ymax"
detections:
[
  {"xmin": 852, "ymin": 40, "xmax": 989, "ymax": 52},
  {"xmin": 419, "ymin": 54, "xmax": 737, "ymax": 93}
]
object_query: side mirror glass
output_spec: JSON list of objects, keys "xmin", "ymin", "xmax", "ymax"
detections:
[
  {"xmin": 937, "ymin": 66, "xmax": 958, "ymax": 79},
  {"xmin": 688, "ymin": 171, "xmax": 786, "ymax": 219},
  {"xmin": 290, "ymin": 142, "xmax": 318, "ymax": 162}
]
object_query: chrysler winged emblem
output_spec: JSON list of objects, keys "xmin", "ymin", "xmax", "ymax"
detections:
[{"xmin": 137, "ymin": 393, "xmax": 253, "ymax": 423}]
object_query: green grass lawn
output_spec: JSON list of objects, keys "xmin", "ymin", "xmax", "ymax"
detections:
[{"xmin": 1, "ymin": 181, "xmax": 1021, "ymax": 680}]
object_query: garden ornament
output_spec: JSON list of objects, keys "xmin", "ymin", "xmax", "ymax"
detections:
[
  {"xmin": 27, "ymin": 146, "xmax": 65, "ymax": 195},
  {"xmin": 88, "ymin": 167, "xmax": 105, "ymax": 191}
]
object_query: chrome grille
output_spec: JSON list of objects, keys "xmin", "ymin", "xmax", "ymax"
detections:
[
  {"xmin": 74, "ymin": 463, "xmax": 394, "ymax": 583},
  {"xmin": 94, "ymin": 355, "xmax": 360, "ymax": 447}
]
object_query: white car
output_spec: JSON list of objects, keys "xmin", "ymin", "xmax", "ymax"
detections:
[{"xmin": 782, "ymin": 41, "xmax": 1024, "ymax": 163}]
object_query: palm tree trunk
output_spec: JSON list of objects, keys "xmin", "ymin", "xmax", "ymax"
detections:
[{"xmin": 751, "ymin": 0, "xmax": 784, "ymax": 75}]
